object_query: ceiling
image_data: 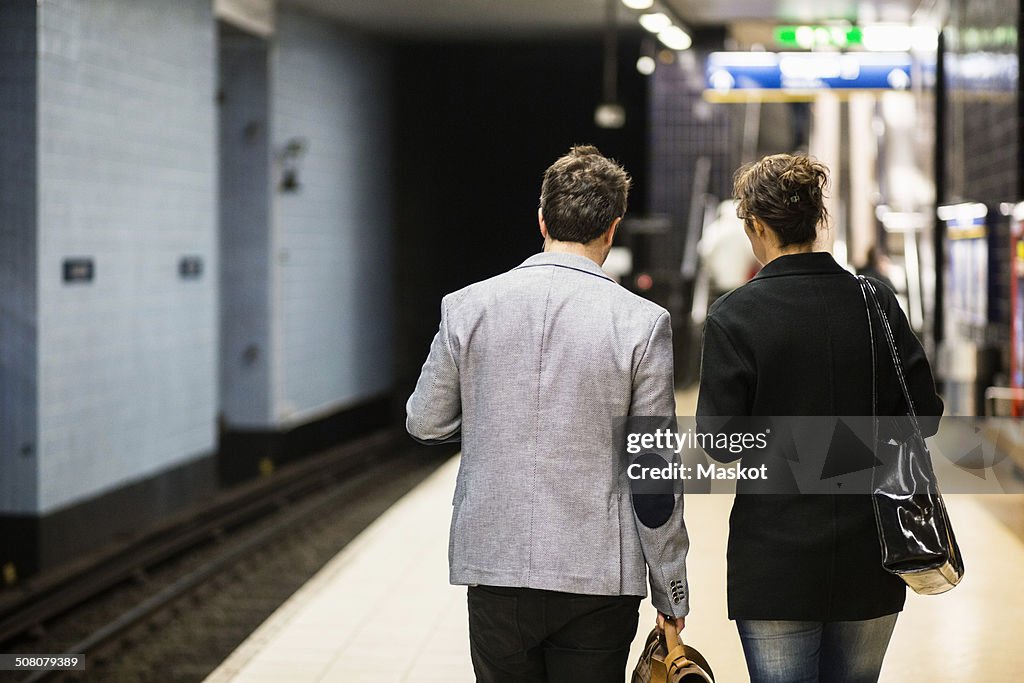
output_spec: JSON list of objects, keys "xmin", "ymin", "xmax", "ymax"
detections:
[
  {"xmin": 286, "ymin": 0, "xmax": 927, "ymax": 38},
  {"xmin": 670, "ymin": 1, "xmax": 925, "ymax": 26}
]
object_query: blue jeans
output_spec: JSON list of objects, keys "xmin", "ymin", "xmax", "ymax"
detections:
[{"xmin": 737, "ymin": 615, "xmax": 898, "ymax": 683}]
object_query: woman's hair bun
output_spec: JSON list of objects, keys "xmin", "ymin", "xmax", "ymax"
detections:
[{"xmin": 733, "ymin": 153, "xmax": 830, "ymax": 247}]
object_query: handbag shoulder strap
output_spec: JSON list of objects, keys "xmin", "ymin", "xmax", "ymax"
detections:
[
  {"xmin": 856, "ymin": 275, "xmax": 919, "ymax": 418},
  {"xmin": 857, "ymin": 276, "xmax": 878, "ymax": 418}
]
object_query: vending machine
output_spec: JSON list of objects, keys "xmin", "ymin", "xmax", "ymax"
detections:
[
  {"xmin": 938, "ymin": 203, "xmax": 1010, "ymax": 414},
  {"xmin": 1009, "ymin": 203, "xmax": 1024, "ymax": 415},
  {"xmin": 943, "ymin": 203, "xmax": 988, "ymax": 328}
]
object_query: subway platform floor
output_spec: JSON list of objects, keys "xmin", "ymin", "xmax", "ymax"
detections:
[{"xmin": 205, "ymin": 401, "xmax": 1024, "ymax": 682}]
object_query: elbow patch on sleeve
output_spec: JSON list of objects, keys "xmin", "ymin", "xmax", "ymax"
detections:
[
  {"xmin": 630, "ymin": 452, "xmax": 677, "ymax": 528},
  {"xmin": 632, "ymin": 493, "xmax": 675, "ymax": 528}
]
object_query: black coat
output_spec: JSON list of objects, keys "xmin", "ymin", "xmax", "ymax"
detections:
[{"xmin": 696, "ymin": 252, "xmax": 943, "ymax": 621}]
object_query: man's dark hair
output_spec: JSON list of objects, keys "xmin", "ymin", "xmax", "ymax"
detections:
[{"xmin": 539, "ymin": 145, "xmax": 631, "ymax": 244}]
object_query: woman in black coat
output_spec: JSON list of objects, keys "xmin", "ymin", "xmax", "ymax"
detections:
[{"xmin": 696, "ymin": 154, "xmax": 943, "ymax": 683}]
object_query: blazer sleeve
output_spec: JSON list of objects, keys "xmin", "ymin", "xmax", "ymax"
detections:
[
  {"xmin": 628, "ymin": 311, "xmax": 690, "ymax": 618},
  {"xmin": 876, "ymin": 280, "xmax": 944, "ymax": 436},
  {"xmin": 695, "ymin": 315, "xmax": 754, "ymax": 462},
  {"xmin": 406, "ymin": 296, "xmax": 462, "ymax": 444}
]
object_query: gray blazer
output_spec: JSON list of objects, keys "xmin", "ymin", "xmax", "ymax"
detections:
[{"xmin": 406, "ymin": 251, "xmax": 690, "ymax": 617}]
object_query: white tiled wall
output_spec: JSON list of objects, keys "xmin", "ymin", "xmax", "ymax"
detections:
[
  {"xmin": 270, "ymin": 5, "xmax": 394, "ymax": 425},
  {"xmin": 0, "ymin": 1, "xmax": 40, "ymax": 514},
  {"xmin": 2, "ymin": 0, "xmax": 396, "ymax": 514},
  {"xmin": 35, "ymin": 0, "xmax": 218, "ymax": 512}
]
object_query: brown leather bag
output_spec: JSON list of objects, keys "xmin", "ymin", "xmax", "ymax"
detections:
[{"xmin": 631, "ymin": 621, "xmax": 714, "ymax": 683}]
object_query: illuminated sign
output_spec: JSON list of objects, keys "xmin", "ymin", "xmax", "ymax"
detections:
[
  {"xmin": 945, "ymin": 53, "xmax": 1018, "ymax": 93},
  {"xmin": 775, "ymin": 25, "xmax": 863, "ymax": 49},
  {"xmin": 705, "ymin": 52, "xmax": 913, "ymax": 95}
]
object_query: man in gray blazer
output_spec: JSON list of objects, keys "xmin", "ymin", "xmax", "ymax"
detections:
[{"xmin": 407, "ymin": 146, "xmax": 689, "ymax": 683}]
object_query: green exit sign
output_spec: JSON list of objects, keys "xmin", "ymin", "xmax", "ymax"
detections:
[{"xmin": 775, "ymin": 25, "xmax": 864, "ymax": 49}]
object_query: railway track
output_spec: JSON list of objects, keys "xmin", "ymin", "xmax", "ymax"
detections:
[{"xmin": 0, "ymin": 433, "xmax": 454, "ymax": 682}]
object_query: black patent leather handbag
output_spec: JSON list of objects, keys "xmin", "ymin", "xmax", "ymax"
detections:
[{"xmin": 858, "ymin": 276, "xmax": 964, "ymax": 595}]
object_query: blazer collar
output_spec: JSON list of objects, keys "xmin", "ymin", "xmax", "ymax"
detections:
[
  {"xmin": 752, "ymin": 251, "xmax": 848, "ymax": 281},
  {"xmin": 514, "ymin": 251, "xmax": 615, "ymax": 282}
]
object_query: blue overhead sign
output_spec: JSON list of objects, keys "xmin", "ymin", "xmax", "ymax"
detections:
[
  {"xmin": 945, "ymin": 52, "xmax": 1018, "ymax": 93},
  {"xmin": 705, "ymin": 52, "xmax": 914, "ymax": 96}
]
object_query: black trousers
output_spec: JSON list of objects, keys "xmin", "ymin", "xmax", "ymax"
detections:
[{"xmin": 467, "ymin": 585, "xmax": 641, "ymax": 683}]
